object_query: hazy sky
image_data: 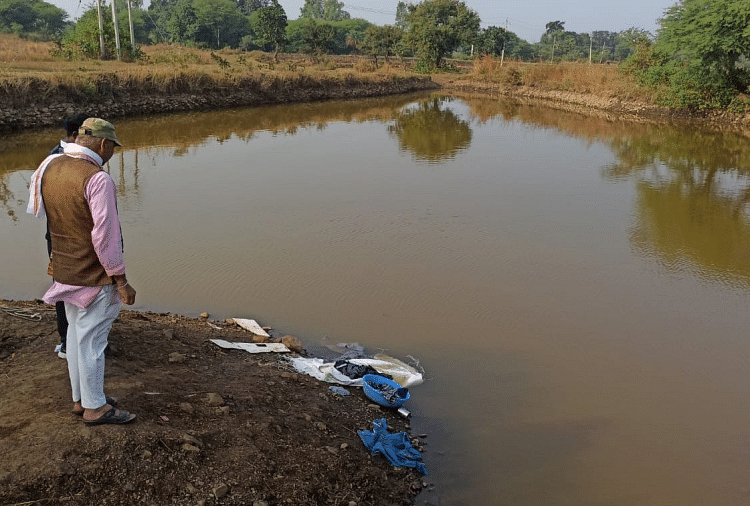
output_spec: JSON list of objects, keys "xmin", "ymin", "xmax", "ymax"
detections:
[{"xmin": 47, "ymin": 0, "xmax": 677, "ymax": 43}]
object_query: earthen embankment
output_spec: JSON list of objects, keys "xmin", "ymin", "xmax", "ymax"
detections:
[{"xmin": 0, "ymin": 74, "xmax": 438, "ymax": 133}]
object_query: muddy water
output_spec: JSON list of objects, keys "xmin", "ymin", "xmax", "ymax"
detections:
[{"xmin": 3, "ymin": 94, "xmax": 750, "ymax": 505}]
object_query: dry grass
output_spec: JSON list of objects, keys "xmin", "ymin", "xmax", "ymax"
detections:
[
  {"xmin": 0, "ymin": 34, "xmax": 658, "ymax": 107},
  {"xmin": 0, "ymin": 33, "xmax": 56, "ymax": 63},
  {"xmin": 469, "ymin": 55, "xmax": 655, "ymax": 102},
  {"xmin": 0, "ymin": 33, "xmax": 415, "ymax": 99}
]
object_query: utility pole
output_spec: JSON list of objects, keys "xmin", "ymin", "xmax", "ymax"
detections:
[
  {"xmin": 589, "ymin": 33, "xmax": 593, "ymax": 63},
  {"xmin": 500, "ymin": 18, "xmax": 508, "ymax": 67},
  {"xmin": 111, "ymin": 0, "xmax": 122, "ymax": 60},
  {"xmin": 96, "ymin": 0, "xmax": 105, "ymax": 59},
  {"xmin": 127, "ymin": 0, "xmax": 135, "ymax": 50},
  {"xmin": 551, "ymin": 35, "xmax": 556, "ymax": 63}
]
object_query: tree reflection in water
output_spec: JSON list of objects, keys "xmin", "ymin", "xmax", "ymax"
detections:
[
  {"xmin": 457, "ymin": 92, "xmax": 750, "ymax": 289},
  {"xmin": 0, "ymin": 173, "xmax": 18, "ymax": 222},
  {"xmin": 388, "ymin": 96, "xmax": 472, "ymax": 163},
  {"xmin": 0, "ymin": 94, "xmax": 430, "ymax": 224},
  {"xmin": 603, "ymin": 128, "xmax": 750, "ymax": 288}
]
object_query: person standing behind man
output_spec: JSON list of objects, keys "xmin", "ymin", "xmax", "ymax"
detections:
[
  {"xmin": 46, "ymin": 113, "xmax": 90, "ymax": 358},
  {"xmin": 49, "ymin": 113, "xmax": 90, "ymax": 156},
  {"xmin": 28, "ymin": 118, "xmax": 137, "ymax": 426}
]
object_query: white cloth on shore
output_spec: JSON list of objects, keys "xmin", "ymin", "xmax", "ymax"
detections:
[{"xmin": 65, "ymin": 284, "xmax": 121, "ymax": 409}]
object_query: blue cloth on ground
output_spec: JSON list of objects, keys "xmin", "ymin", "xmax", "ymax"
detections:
[{"xmin": 357, "ymin": 418, "xmax": 428, "ymax": 475}]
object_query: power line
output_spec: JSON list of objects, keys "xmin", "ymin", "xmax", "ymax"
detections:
[
  {"xmin": 344, "ymin": 4, "xmax": 396, "ymax": 16},
  {"xmin": 72, "ymin": 0, "xmax": 82, "ymax": 19}
]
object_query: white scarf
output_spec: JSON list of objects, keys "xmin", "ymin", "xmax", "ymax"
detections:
[{"xmin": 27, "ymin": 143, "xmax": 104, "ymax": 219}]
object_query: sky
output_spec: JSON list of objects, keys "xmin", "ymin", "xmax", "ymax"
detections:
[{"xmin": 47, "ymin": 0, "xmax": 678, "ymax": 43}]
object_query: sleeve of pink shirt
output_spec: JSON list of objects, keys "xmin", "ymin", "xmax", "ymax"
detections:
[{"xmin": 85, "ymin": 171, "xmax": 126, "ymax": 276}]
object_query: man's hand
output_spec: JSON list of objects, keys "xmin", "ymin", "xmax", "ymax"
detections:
[{"xmin": 116, "ymin": 283, "xmax": 136, "ymax": 305}]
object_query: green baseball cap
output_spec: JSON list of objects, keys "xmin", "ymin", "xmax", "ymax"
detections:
[{"xmin": 79, "ymin": 117, "xmax": 122, "ymax": 147}]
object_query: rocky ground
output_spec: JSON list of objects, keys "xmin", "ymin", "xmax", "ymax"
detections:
[{"xmin": 0, "ymin": 299, "xmax": 425, "ymax": 506}]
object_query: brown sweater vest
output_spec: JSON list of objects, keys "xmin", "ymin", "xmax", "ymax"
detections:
[{"xmin": 41, "ymin": 156, "xmax": 113, "ymax": 287}]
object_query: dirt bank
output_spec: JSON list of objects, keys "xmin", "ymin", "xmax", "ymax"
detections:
[
  {"xmin": 0, "ymin": 74, "xmax": 438, "ymax": 133},
  {"xmin": 433, "ymin": 75, "xmax": 750, "ymax": 134},
  {"xmin": 0, "ymin": 299, "xmax": 425, "ymax": 506},
  {"xmin": 6, "ymin": 66, "xmax": 750, "ymax": 136}
]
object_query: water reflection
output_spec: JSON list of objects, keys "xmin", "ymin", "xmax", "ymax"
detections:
[
  {"xmin": 388, "ymin": 96, "xmax": 472, "ymax": 163},
  {"xmin": 604, "ymin": 129, "xmax": 750, "ymax": 288},
  {"xmin": 0, "ymin": 93, "xmax": 432, "ymax": 173},
  {"xmin": 0, "ymin": 176, "xmax": 19, "ymax": 222},
  {"xmin": 459, "ymin": 93, "xmax": 750, "ymax": 290},
  {"xmin": 0, "ymin": 93, "xmax": 434, "ymax": 223}
]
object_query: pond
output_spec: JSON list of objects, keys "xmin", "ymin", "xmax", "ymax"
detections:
[{"xmin": 2, "ymin": 93, "xmax": 750, "ymax": 505}]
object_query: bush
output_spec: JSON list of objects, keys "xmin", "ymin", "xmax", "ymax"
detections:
[
  {"xmin": 354, "ymin": 58, "xmax": 376, "ymax": 72},
  {"xmin": 619, "ymin": 37, "xmax": 750, "ymax": 111}
]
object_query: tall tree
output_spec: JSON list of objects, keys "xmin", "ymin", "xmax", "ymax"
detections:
[
  {"xmin": 542, "ymin": 20, "xmax": 565, "ymax": 61},
  {"xmin": 30, "ymin": 0, "xmax": 68, "ymax": 34},
  {"xmin": 300, "ymin": 0, "xmax": 322, "ymax": 18},
  {"xmin": 238, "ymin": 0, "xmax": 271, "ymax": 15},
  {"xmin": 658, "ymin": 0, "xmax": 750, "ymax": 87},
  {"xmin": 300, "ymin": 0, "xmax": 349, "ymax": 21},
  {"xmin": 296, "ymin": 18, "xmax": 335, "ymax": 59},
  {"xmin": 252, "ymin": 0, "xmax": 286, "ymax": 61},
  {"xmin": 395, "ymin": 1, "xmax": 410, "ymax": 30},
  {"xmin": 476, "ymin": 26, "xmax": 506, "ymax": 56},
  {"xmin": 361, "ymin": 25, "xmax": 403, "ymax": 66},
  {"xmin": 613, "ymin": 27, "xmax": 652, "ymax": 61},
  {"xmin": 545, "ymin": 20, "xmax": 564, "ymax": 34},
  {"xmin": 0, "ymin": 0, "xmax": 67, "ymax": 35},
  {"xmin": 162, "ymin": 0, "xmax": 200, "ymax": 43},
  {"xmin": 403, "ymin": 0, "xmax": 480, "ymax": 69},
  {"xmin": 193, "ymin": 0, "xmax": 245, "ymax": 48},
  {"xmin": 323, "ymin": 0, "xmax": 349, "ymax": 21}
]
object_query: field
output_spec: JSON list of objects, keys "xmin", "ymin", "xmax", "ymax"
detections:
[{"xmin": 0, "ymin": 33, "xmax": 415, "ymax": 95}]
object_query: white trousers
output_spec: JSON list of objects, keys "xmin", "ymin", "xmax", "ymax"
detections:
[{"xmin": 64, "ymin": 285, "xmax": 121, "ymax": 409}]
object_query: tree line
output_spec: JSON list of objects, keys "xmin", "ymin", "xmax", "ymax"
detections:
[
  {"xmin": 2, "ymin": 0, "xmax": 749, "ymax": 111},
  {"xmin": 1, "ymin": 0, "xmax": 645, "ymax": 65}
]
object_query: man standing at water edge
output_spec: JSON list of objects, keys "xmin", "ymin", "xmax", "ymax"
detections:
[{"xmin": 27, "ymin": 118, "xmax": 137, "ymax": 426}]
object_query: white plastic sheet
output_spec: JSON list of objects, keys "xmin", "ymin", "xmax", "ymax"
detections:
[
  {"xmin": 210, "ymin": 339, "xmax": 289, "ymax": 353},
  {"xmin": 232, "ymin": 318, "xmax": 270, "ymax": 337},
  {"xmin": 288, "ymin": 354, "xmax": 423, "ymax": 387}
]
